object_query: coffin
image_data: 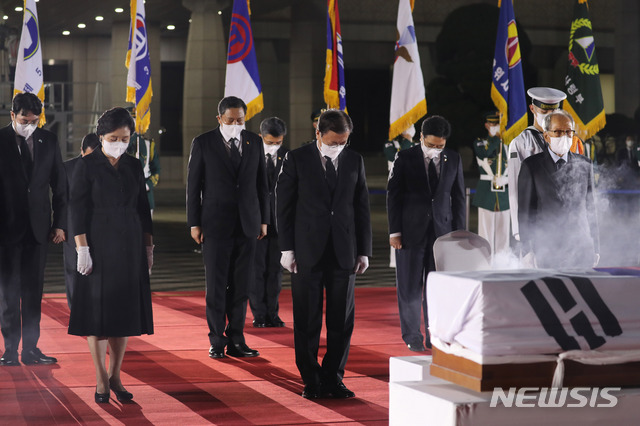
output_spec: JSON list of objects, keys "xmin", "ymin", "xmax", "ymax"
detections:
[{"xmin": 427, "ymin": 269, "xmax": 640, "ymax": 391}]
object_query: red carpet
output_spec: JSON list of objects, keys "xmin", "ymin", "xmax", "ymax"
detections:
[{"xmin": 1, "ymin": 288, "xmax": 425, "ymax": 425}]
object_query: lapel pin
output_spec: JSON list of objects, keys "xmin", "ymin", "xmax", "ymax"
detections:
[
  {"xmin": 38, "ymin": 139, "xmax": 43, "ymax": 143},
  {"xmin": 444, "ymin": 155, "xmax": 448, "ymax": 162}
]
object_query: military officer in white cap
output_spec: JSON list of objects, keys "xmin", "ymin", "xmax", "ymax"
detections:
[{"xmin": 508, "ymin": 87, "xmax": 575, "ymax": 241}]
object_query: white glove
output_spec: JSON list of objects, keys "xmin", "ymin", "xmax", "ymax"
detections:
[
  {"xmin": 76, "ymin": 246, "xmax": 93, "ymax": 275},
  {"xmin": 495, "ymin": 176, "xmax": 508, "ymax": 187},
  {"xmin": 280, "ymin": 250, "xmax": 297, "ymax": 273},
  {"xmin": 147, "ymin": 245, "xmax": 155, "ymax": 275},
  {"xmin": 354, "ymin": 255, "xmax": 369, "ymax": 274}
]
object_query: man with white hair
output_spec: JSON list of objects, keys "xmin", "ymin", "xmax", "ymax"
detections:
[
  {"xmin": 508, "ymin": 87, "xmax": 586, "ymax": 241},
  {"xmin": 518, "ymin": 109, "xmax": 599, "ymax": 269}
]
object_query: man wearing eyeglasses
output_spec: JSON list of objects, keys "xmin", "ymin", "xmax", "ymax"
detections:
[
  {"xmin": 277, "ymin": 109, "xmax": 372, "ymax": 399},
  {"xmin": 508, "ymin": 87, "xmax": 586, "ymax": 242},
  {"xmin": 518, "ymin": 109, "xmax": 599, "ymax": 269}
]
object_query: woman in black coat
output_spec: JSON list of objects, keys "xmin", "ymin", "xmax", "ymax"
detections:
[{"xmin": 68, "ymin": 107, "xmax": 154, "ymax": 404}]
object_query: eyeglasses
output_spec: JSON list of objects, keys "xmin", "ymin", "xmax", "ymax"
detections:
[{"xmin": 548, "ymin": 129, "xmax": 575, "ymax": 137}]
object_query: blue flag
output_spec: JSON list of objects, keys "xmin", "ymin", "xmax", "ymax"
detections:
[
  {"xmin": 224, "ymin": 0, "xmax": 263, "ymax": 120},
  {"xmin": 126, "ymin": 0, "xmax": 153, "ymax": 134},
  {"xmin": 491, "ymin": 0, "xmax": 527, "ymax": 143}
]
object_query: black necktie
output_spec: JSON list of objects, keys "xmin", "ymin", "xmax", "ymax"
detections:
[
  {"xmin": 556, "ymin": 158, "xmax": 565, "ymax": 171},
  {"xmin": 428, "ymin": 159, "xmax": 439, "ymax": 193},
  {"xmin": 229, "ymin": 138, "xmax": 241, "ymax": 170},
  {"xmin": 19, "ymin": 137, "xmax": 33, "ymax": 178},
  {"xmin": 325, "ymin": 156, "xmax": 337, "ymax": 194},
  {"xmin": 266, "ymin": 153, "xmax": 276, "ymax": 188}
]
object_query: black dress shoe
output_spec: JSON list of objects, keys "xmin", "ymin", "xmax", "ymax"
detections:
[
  {"xmin": 21, "ymin": 348, "xmax": 57, "ymax": 365},
  {"xmin": 253, "ymin": 317, "xmax": 266, "ymax": 328},
  {"xmin": 110, "ymin": 385, "xmax": 133, "ymax": 402},
  {"xmin": 322, "ymin": 381, "xmax": 355, "ymax": 399},
  {"xmin": 226, "ymin": 342, "xmax": 259, "ymax": 358},
  {"xmin": 301, "ymin": 384, "xmax": 321, "ymax": 399},
  {"xmin": 425, "ymin": 339, "xmax": 432, "ymax": 349},
  {"xmin": 407, "ymin": 342, "xmax": 426, "ymax": 352},
  {"xmin": 266, "ymin": 316, "xmax": 285, "ymax": 327},
  {"xmin": 209, "ymin": 345, "xmax": 225, "ymax": 359},
  {"xmin": 0, "ymin": 351, "xmax": 20, "ymax": 366},
  {"xmin": 95, "ymin": 390, "xmax": 110, "ymax": 404}
]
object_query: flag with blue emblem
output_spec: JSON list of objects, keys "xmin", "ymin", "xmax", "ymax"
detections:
[
  {"xmin": 324, "ymin": 0, "xmax": 346, "ymax": 111},
  {"xmin": 126, "ymin": 0, "xmax": 153, "ymax": 134},
  {"xmin": 224, "ymin": 0, "xmax": 263, "ymax": 120},
  {"xmin": 491, "ymin": 0, "xmax": 527, "ymax": 143},
  {"xmin": 14, "ymin": 0, "xmax": 45, "ymax": 126},
  {"xmin": 389, "ymin": 0, "xmax": 426, "ymax": 140},
  {"xmin": 563, "ymin": 0, "xmax": 605, "ymax": 140}
]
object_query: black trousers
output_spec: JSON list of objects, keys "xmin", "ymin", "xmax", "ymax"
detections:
[
  {"xmin": 394, "ymin": 228, "xmax": 436, "ymax": 346},
  {"xmin": 202, "ymin": 225, "xmax": 256, "ymax": 349},
  {"xmin": 0, "ymin": 241, "xmax": 48, "ymax": 353},
  {"xmin": 249, "ymin": 227, "xmax": 282, "ymax": 320},
  {"xmin": 291, "ymin": 243, "xmax": 355, "ymax": 387},
  {"xmin": 62, "ymin": 240, "xmax": 77, "ymax": 310}
]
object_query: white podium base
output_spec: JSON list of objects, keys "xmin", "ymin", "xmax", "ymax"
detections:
[{"xmin": 389, "ymin": 357, "xmax": 640, "ymax": 426}]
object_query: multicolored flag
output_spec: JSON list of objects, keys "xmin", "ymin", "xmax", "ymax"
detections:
[
  {"xmin": 563, "ymin": 0, "xmax": 605, "ymax": 140},
  {"xmin": 490, "ymin": 0, "xmax": 527, "ymax": 143},
  {"xmin": 14, "ymin": 0, "xmax": 45, "ymax": 126},
  {"xmin": 224, "ymin": 0, "xmax": 263, "ymax": 120},
  {"xmin": 126, "ymin": 0, "xmax": 153, "ymax": 134},
  {"xmin": 324, "ymin": 0, "xmax": 346, "ymax": 111},
  {"xmin": 389, "ymin": 0, "xmax": 426, "ymax": 141}
]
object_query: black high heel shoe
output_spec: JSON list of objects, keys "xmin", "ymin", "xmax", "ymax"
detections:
[
  {"xmin": 109, "ymin": 383, "xmax": 133, "ymax": 402},
  {"xmin": 95, "ymin": 389, "xmax": 110, "ymax": 404}
]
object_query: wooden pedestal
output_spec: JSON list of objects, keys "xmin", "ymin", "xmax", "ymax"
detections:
[{"xmin": 430, "ymin": 347, "xmax": 640, "ymax": 392}]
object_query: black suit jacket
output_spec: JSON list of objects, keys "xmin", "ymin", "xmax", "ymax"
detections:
[
  {"xmin": 387, "ymin": 145, "xmax": 465, "ymax": 249},
  {"xmin": 265, "ymin": 146, "xmax": 289, "ymax": 234},
  {"xmin": 0, "ymin": 124, "xmax": 66, "ymax": 246},
  {"xmin": 187, "ymin": 128, "xmax": 269, "ymax": 239},
  {"xmin": 518, "ymin": 148, "xmax": 599, "ymax": 267},
  {"xmin": 276, "ymin": 142, "xmax": 372, "ymax": 270}
]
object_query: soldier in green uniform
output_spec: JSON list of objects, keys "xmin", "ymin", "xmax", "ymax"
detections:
[
  {"xmin": 126, "ymin": 107, "xmax": 161, "ymax": 215},
  {"xmin": 472, "ymin": 112, "xmax": 510, "ymax": 255}
]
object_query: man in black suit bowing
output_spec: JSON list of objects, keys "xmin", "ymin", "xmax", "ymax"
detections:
[
  {"xmin": 277, "ymin": 110, "xmax": 372, "ymax": 399},
  {"xmin": 518, "ymin": 109, "xmax": 599, "ymax": 269},
  {"xmin": 387, "ymin": 115, "xmax": 465, "ymax": 352},
  {"xmin": 0, "ymin": 93, "xmax": 67, "ymax": 366},
  {"xmin": 187, "ymin": 96, "xmax": 269, "ymax": 359},
  {"xmin": 250, "ymin": 117, "xmax": 288, "ymax": 328}
]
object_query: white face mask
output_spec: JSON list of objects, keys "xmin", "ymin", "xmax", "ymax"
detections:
[
  {"xmin": 626, "ymin": 140, "xmax": 635, "ymax": 148},
  {"xmin": 319, "ymin": 142, "xmax": 346, "ymax": 161},
  {"xmin": 263, "ymin": 143, "xmax": 280, "ymax": 157},
  {"xmin": 220, "ymin": 123, "xmax": 245, "ymax": 141},
  {"xmin": 14, "ymin": 122, "xmax": 37, "ymax": 139},
  {"xmin": 102, "ymin": 141, "xmax": 129, "ymax": 159},
  {"xmin": 422, "ymin": 145, "xmax": 442, "ymax": 159},
  {"xmin": 548, "ymin": 136, "xmax": 572, "ymax": 156},
  {"xmin": 488, "ymin": 125, "xmax": 499, "ymax": 137},
  {"xmin": 535, "ymin": 112, "xmax": 548, "ymax": 129}
]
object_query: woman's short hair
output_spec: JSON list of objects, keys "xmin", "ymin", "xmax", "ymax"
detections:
[
  {"xmin": 317, "ymin": 109, "xmax": 353, "ymax": 135},
  {"xmin": 96, "ymin": 107, "xmax": 135, "ymax": 136},
  {"xmin": 421, "ymin": 115, "xmax": 451, "ymax": 139},
  {"xmin": 81, "ymin": 133, "xmax": 101, "ymax": 152}
]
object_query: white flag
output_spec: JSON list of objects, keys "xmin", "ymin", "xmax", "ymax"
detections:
[
  {"xmin": 14, "ymin": 0, "xmax": 45, "ymax": 125},
  {"xmin": 389, "ymin": 0, "xmax": 426, "ymax": 140}
]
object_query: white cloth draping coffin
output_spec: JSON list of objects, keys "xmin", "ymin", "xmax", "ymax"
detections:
[{"xmin": 427, "ymin": 269, "xmax": 640, "ymax": 357}]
